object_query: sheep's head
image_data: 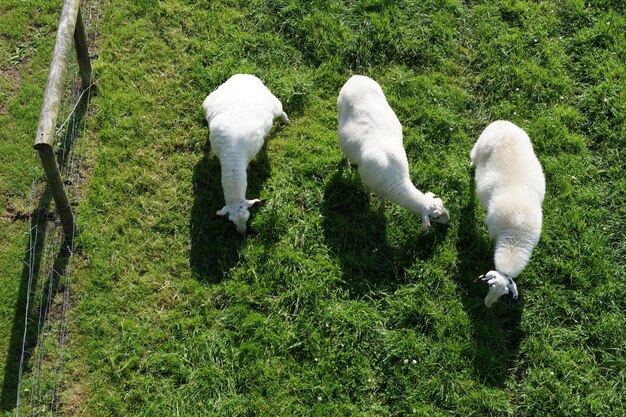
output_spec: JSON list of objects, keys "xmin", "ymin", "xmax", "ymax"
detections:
[
  {"xmin": 475, "ymin": 270, "xmax": 519, "ymax": 308},
  {"xmin": 216, "ymin": 199, "xmax": 265, "ymax": 234},
  {"xmin": 421, "ymin": 192, "xmax": 450, "ymax": 233}
]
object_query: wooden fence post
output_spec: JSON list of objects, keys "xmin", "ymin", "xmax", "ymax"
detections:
[
  {"xmin": 34, "ymin": 0, "xmax": 92, "ymax": 240},
  {"xmin": 74, "ymin": 6, "xmax": 92, "ymax": 89}
]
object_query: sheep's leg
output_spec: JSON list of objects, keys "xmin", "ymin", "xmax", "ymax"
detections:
[
  {"xmin": 378, "ymin": 197, "xmax": 387, "ymax": 212},
  {"xmin": 345, "ymin": 158, "xmax": 352, "ymax": 171},
  {"xmin": 363, "ymin": 187, "xmax": 372, "ymax": 204},
  {"xmin": 469, "ymin": 146, "xmax": 477, "ymax": 168},
  {"xmin": 368, "ymin": 192, "xmax": 375, "ymax": 208}
]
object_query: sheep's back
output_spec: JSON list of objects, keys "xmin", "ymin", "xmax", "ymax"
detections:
[
  {"xmin": 475, "ymin": 158, "xmax": 545, "ymax": 211},
  {"xmin": 474, "ymin": 121, "xmax": 545, "ymax": 208},
  {"xmin": 337, "ymin": 80, "xmax": 403, "ymax": 164},
  {"xmin": 203, "ymin": 74, "xmax": 283, "ymax": 137},
  {"xmin": 204, "ymin": 75, "xmax": 281, "ymax": 163},
  {"xmin": 208, "ymin": 117, "xmax": 266, "ymax": 163},
  {"xmin": 357, "ymin": 147, "xmax": 411, "ymax": 195},
  {"xmin": 486, "ymin": 189, "xmax": 543, "ymax": 237}
]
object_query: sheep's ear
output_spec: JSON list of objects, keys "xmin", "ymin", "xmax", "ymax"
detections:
[
  {"xmin": 421, "ymin": 213, "xmax": 431, "ymax": 234},
  {"xmin": 509, "ymin": 280, "xmax": 519, "ymax": 300},
  {"xmin": 245, "ymin": 199, "xmax": 266, "ymax": 208},
  {"xmin": 252, "ymin": 199, "xmax": 266, "ymax": 207},
  {"xmin": 216, "ymin": 207, "xmax": 228, "ymax": 216},
  {"xmin": 474, "ymin": 275, "xmax": 489, "ymax": 283}
]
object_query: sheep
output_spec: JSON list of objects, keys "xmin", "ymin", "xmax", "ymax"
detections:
[
  {"xmin": 337, "ymin": 75, "xmax": 450, "ymax": 232},
  {"xmin": 203, "ymin": 74, "xmax": 289, "ymax": 234},
  {"xmin": 470, "ymin": 120, "xmax": 545, "ymax": 307}
]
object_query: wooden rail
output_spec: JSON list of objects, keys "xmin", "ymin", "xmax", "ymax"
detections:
[{"xmin": 34, "ymin": 0, "xmax": 92, "ymax": 240}]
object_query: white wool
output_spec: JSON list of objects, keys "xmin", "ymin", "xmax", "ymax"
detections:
[
  {"xmin": 471, "ymin": 120, "xmax": 545, "ymax": 306},
  {"xmin": 203, "ymin": 74, "xmax": 289, "ymax": 233},
  {"xmin": 337, "ymin": 75, "xmax": 449, "ymax": 232}
]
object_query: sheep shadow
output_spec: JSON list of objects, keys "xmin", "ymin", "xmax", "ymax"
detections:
[
  {"xmin": 189, "ymin": 134, "xmax": 273, "ymax": 284},
  {"xmin": 454, "ymin": 177, "xmax": 524, "ymax": 387},
  {"xmin": 321, "ymin": 167, "xmax": 443, "ymax": 298}
]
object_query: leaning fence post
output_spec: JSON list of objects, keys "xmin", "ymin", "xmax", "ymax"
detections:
[
  {"xmin": 34, "ymin": 0, "xmax": 91, "ymax": 240},
  {"xmin": 74, "ymin": 6, "xmax": 92, "ymax": 89}
]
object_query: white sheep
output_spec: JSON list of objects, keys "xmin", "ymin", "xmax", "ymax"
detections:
[
  {"xmin": 470, "ymin": 120, "xmax": 545, "ymax": 307},
  {"xmin": 203, "ymin": 74, "xmax": 289, "ymax": 234},
  {"xmin": 337, "ymin": 75, "xmax": 450, "ymax": 232}
]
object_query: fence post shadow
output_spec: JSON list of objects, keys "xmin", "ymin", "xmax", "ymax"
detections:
[
  {"xmin": 0, "ymin": 190, "xmax": 73, "ymax": 411},
  {"xmin": 454, "ymin": 176, "xmax": 524, "ymax": 387},
  {"xmin": 0, "ymin": 86, "xmax": 88, "ymax": 411}
]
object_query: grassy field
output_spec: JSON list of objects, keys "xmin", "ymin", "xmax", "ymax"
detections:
[
  {"xmin": 1, "ymin": 0, "xmax": 625, "ymax": 415},
  {"xmin": 0, "ymin": 0, "xmax": 74, "ymax": 411}
]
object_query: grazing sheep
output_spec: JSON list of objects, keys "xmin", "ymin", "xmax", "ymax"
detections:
[
  {"xmin": 471, "ymin": 120, "xmax": 545, "ymax": 307},
  {"xmin": 203, "ymin": 74, "xmax": 289, "ymax": 234},
  {"xmin": 337, "ymin": 75, "xmax": 450, "ymax": 232}
]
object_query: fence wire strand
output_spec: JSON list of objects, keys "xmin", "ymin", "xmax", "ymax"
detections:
[{"xmin": 14, "ymin": 0, "xmax": 99, "ymax": 415}]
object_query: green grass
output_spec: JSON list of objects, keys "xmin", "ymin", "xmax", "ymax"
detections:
[
  {"xmin": 0, "ymin": 0, "xmax": 72, "ymax": 411},
  {"xmin": 1, "ymin": 0, "xmax": 625, "ymax": 416}
]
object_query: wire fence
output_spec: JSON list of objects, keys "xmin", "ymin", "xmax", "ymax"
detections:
[{"xmin": 14, "ymin": 1, "xmax": 101, "ymax": 415}]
